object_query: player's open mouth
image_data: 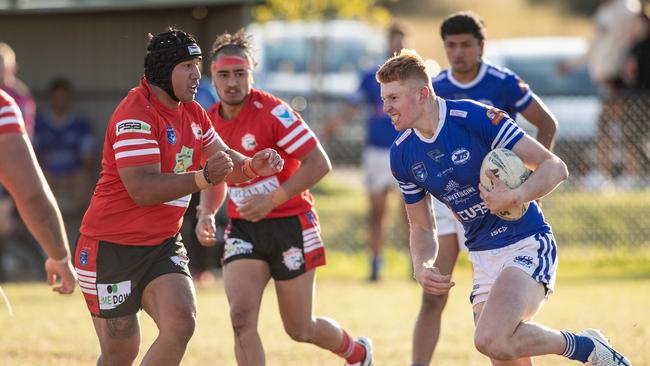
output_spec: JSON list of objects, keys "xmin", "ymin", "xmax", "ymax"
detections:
[{"xmin": 390, "ymin": 114, "xmax": 400, "ymax": 124}]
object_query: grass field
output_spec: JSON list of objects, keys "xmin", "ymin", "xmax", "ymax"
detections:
[
  {"xmin": 1, "ymin": 172, "xmax": 649, "ymax": 365},
  {"xmin": 0, "ymin": 255, "xmax": 648, "ymax": 365}
]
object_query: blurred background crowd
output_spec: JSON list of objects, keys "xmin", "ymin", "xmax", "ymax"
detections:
[{"xmin": 1, "ymin": 0, "xmax": 649, "ymax": 283}]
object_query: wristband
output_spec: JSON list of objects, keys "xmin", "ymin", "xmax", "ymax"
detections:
[
  {"xmin": 242, "ymin": 158, "xmax": 259, "ymax": 179},
  {"xmin": 194, "ymin": 170, "xmax": 210, "ymax": 190},
  {"xmin": 50, "ymin": 254, "xmax": 70, "ymax": 265},
  {"xmin": 203, "ymin": 160, "xmax": 212, "ymax": 184}
]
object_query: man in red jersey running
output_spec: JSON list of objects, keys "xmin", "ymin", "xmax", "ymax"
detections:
[
  {"xmin": 195, "ymin": 30, "xmax": 373, "ymax": 366},
  {"xmin": 74, "ymin": 28, "xmax": 283, "ymax": 366},
  {"xmin": 0, "ymin": 89, "xmax": 76, "ymax": 294}
]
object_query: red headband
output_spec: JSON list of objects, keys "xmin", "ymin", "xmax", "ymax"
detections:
[{"xmin": 211, "ymin": 56, "xmax": 251, "ymax": 74}]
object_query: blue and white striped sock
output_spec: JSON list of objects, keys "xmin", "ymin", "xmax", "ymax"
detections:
[{"xmin": 561, "ymin": 331, "xmax": 594, "ymax": 363}]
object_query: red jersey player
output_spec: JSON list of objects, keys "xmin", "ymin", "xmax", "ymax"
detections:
[
  {"xmin": 0, "ymin": 89, "xmax": 76, "ymax": 294},
  {"xmin": 74, "ymin": 28, "xmax": 283, "ymax": 366},
  {"xmin": 195, "ymin": 30, "xmax": 373, "ymax": 366}
]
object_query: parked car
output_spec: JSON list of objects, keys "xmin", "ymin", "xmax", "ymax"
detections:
[
  {"xmin": 247, "ymin": 20, "xmax": 386, "ymax": 101},
  {"xmin": 484, "ymin": 37, "xmax": 601, "ymax": 175}
]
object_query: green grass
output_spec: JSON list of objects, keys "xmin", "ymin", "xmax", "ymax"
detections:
[
  {"xmin": 2, "ymin": 172, "xmax": 649, "ymax": 365},
  {"xmin": 0, "ymin": 259, "xmax": 648, "ymax": 365}
]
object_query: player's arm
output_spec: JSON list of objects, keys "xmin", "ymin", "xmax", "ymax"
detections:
[
  {"xmin": 202, "ymin": 136, "xmax": 284, "ymax": 184},
  {"xmin": 118, "ymin": 150, "xmax": 233, "ymax": 206},
  {"xmin": 236, "ymin": 143, "xmax": 331, "ymax": 222},
  {"xmin": 520, "ymin": 94, "xmax": 558, "ymax": 150},
  {"xmin": 0, "ymin": 132, "xmax": 76, "ymax": 294},
  {"xmin": 406, "ymin": 195, "xmax": 454, "ymax": 295},
  {"xmin": 195, "ymin": 181, "xmax": 227, "ymax": 247}
]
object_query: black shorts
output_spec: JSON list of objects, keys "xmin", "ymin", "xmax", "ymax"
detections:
[
  {"xmin": 222, "ymin": 209, "xmax": 326, "ymax": 280},
  {"xmin": 74, "ymin": 233, "xmax": 191, "ymax": 318}
]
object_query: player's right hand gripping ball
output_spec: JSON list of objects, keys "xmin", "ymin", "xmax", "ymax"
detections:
[{"xmin": 480, "ymin": 148, "xmax": 531, "ymax": 221}]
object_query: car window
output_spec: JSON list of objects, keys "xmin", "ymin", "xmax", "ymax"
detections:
[
  {"xmin": 324, "ymin": 39, "xmax": 380, "ymax": 73},
  {"xmin": 504, "ymin": 56, "xmax": 598, "ymax": 96},
  {"xmin": 264, "ymin": 38, "xmax": 310, "ymax": 73}
]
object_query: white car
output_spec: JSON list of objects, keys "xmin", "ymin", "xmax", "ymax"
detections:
[
  {"xmin": 484, "ymin": 37, "xmax": 601, "ymax": 142},
  {"xmin": 247, "ymin": 20, "xmax": 386, "ymax": 100}
]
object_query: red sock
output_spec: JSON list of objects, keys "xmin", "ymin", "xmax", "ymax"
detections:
[{"xmin": 335, "ymin": 331, "xmax": 366, "ymax": 364}]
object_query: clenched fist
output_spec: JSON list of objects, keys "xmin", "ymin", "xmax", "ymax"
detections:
[
  {"xmin": 205, "ymin": 151, "xmax": 234, "ymax": 184},
  {"xmin": 250, "ymin": 148, "xmax": 284, "ymax": 176}
]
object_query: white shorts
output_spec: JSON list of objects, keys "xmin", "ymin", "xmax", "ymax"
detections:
[
  {"xmin": 432, "ymin": 196, "xmax": 466, "ymax": 250},
  {"xmin": 362, "ymin": 146, "xmax": 396, "ymax": 193},
  {"xmin": 468, "ymin": 232, "xmax": 557, "ymax": 306}
]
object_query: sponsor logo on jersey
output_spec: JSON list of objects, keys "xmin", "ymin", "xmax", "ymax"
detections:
[
  {"xmin": 115, "ymin": 119, "xmax": 151, "ymax": 135},
  {"xmin": 437, "ymin": 167, "xmax": 454, "ymax": 177},
  {"xmin": 443, "ymin": 181, "xmax": 477, "ymax": 205},
  {"xmin": 411, "ymin": 162, "xmax": 427, "ymax": 182},
  {"xmin": 241, "ymin": 133, "xmax": 257, "ymax": 151},
  {"xmin": 451, "ymin": 148, "xmax": 470, "ymax": 165},
  {"xmin": 282, "ymin": 246, "xmax": 304, "ymax": 271},
  {"xmin": 456, "ymin": 202, "xmax": 489, "ymax": 222},
  {"xmin": 191, "ymin": 122, "xmax": 202, "ymax": 140},
  {"xmin": 253, "ymin": 101, "xmax": 264, "ymax": 109},
  {"xmin": 224, "ymin": 238, "xmax": 253, "ymax": 260},
  {"xmin": 174, "ymin": 146, "xmax": 194, "ymax": 173},
  {"xmin": 490, "ymin": 226, "xmax": 508, "ymax": 237},
  {"xmin": 306, "ymin": 211, "xmax": 316, "ymax": 225},
  {"xmin": 427, "ymin": 149, "xmax": 445, "ymax": 163},
  {"xmin": 79, "ymin": 249, "xmax": 89, "ymax": 266},
  {"xmin": 449, "ymin": 109, "xmax": 468, "ymax": 118},
  {"xmin": 228, "ymin": 176, "xmax": 281, "ymax": 207},
  {"xmin": 513, "ymin": 255, "xmax": 534, "ymax": 268},
  {"xmin": 166, "ymin": 126, "xmax": 177, "ymax": 144},
  {"xmin": 271, "ymin": 104, "xmax": 298, "ymax": 128},
  {"xmin": 97, "ymin": 281, "xmax": 131, "ymax": 310}
]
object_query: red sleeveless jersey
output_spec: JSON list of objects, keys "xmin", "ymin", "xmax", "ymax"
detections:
[
  {"xmin": 0, "ymin": 90, "xmax": 26, "ymax": 135},
  {"xmin": 81, "ymin": 78, "xmax": 218, "ymax": 245},
  {"xmin": 207, "ymin": 89, "xmax": 318, "ymax": 219}
]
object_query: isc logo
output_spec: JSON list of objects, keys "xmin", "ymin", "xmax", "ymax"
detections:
[{"xmin": 116, "ymin": 119, "xmax": 151, "ymax": 135}]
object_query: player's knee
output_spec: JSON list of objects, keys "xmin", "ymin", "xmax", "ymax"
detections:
[
  {"xmin": 164, "ymin": 310, "xmax": 196, "ymax": 343},
  {"xmin": 98, "ymin": 343, "xmax": 139, "ymax": 366},
  {"xmin": 420, "ymin": 292, "xmax": 449, "ymax": 314},
  {"xmin": 229, "ymin": 306, "xmax": 256, "ymax": 333},
  {"xmin": 474, "ymin": 332, "xmax": 517, "ymax": 361},
  {"xmin": 284, "ymin": 322, "xmax": 315, "ymax": 343}
]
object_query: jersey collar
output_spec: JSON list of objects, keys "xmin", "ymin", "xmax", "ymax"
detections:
[
  {"xmin": 413, "ymin": 98, "xmax": 447, "ymax": 143},
  {"xmin": 447, "ymin": 62, "xmax": 488, "ymax": 90}
]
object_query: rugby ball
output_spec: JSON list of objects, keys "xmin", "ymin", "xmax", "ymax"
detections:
[{"xmin": 479, "ymin": 148, "xmax": 531, "ymax": 221}]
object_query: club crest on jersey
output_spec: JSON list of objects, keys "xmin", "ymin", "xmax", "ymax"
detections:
[
  {"xmin": 191, "ymin": 122, "xmax": 202, "ymax": 140},
  {"xmin": 282, "ymin": 246, "xmax": 304, "ymax": 271},
  {"xmin": 166, "ymin": 126, "xmax": 177, "ymax": 145},
  {"xmin": 411, "ymin": 162, "xmax": 427, "ymax": 182},
  {"xmin": 241, "ymin": 133, "xmax": 257, "ymax": 151},
  {"xmin": 271, "ymin": 104, "xmax": 298, "ymax": 128},
  {"xmin": 486, "ymin": 108, "xmax": 506, "ymax": 126},
  {"xmin": 451, "ymin": 148, "xmax": 470, "ymax": 165}
]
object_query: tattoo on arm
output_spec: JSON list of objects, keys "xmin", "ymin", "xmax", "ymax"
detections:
[{"xmin": 106, "ymin": 315, "xmax": 138, "ymax": 339}]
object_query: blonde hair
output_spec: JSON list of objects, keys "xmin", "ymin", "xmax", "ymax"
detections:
[{"xmin": 375, "ymin": 48, "xmax": 430, "ymax": 86}]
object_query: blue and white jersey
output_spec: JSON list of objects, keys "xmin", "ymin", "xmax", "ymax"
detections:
[
  {"xmin": 432, "ymin": 61, "xmax": 533, "ymax": 120},
  {"xmin": 390, "ymin": 98, "xmax": 551, "ymax": 251}
]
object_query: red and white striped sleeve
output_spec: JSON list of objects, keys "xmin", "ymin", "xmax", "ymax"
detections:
[
  {"xmin": 199, "ymin": 108, "xmax": 218, "ymax": 147},
  {"xmin": 110, "ymin": 117, "xmax": 161, "ymax": 168},
  {"xmin": 0, "ymin": 90, "xmax": 26, "ymax": 135},
  {"xmin": 271, "ymin": 103, "xmax": 317, "ymax": 158}
]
